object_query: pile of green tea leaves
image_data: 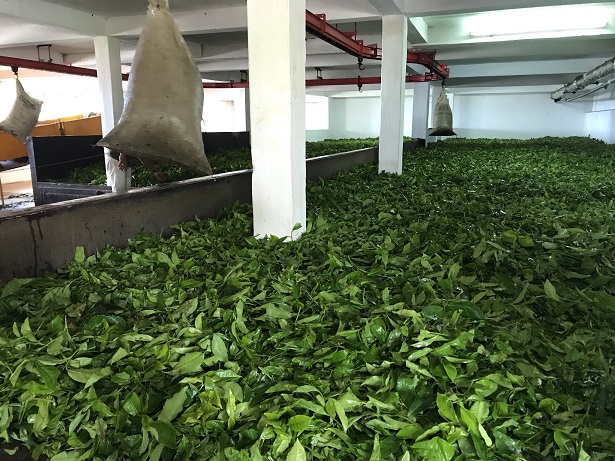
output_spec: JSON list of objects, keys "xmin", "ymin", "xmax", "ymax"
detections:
[
  {"xmin": 2, "ymin": 136, "xmax": 615, "ymax": 460},
  {"xmin": 50, "ymin": 138, "xmax": 379, "ymax": 188}
]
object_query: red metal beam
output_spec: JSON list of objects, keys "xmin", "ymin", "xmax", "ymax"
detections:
[
  {"xmin": 305, "ymin": 10, "xmax": 449, "ymax": 79},
  {"xmin": 306, "ymin": 74, "xmax": 441, "ymax": 87},
  {"xmin": 0, "ymin": 55, "xmax": 130, "ymax": 81},
  {"xmin": 202, "ymin": 81, "xmax": 249, "ymax": 88},
  {"xmin": 2, "ymin": 15, "xmax": 450, "ymax": 84},
  {"xmin": 202, "ymin": 74, "xmax": 441, "ymax": 89},
  {"xmin": 305, "ymin": 10, "xmax": 380, "ymax": 60},
  {"xmin": 407, "ymin": 50, "xmax": 449, "ymax": 79}
]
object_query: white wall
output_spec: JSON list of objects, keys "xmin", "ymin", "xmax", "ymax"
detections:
[
  {"xmin": 324, "ymin": 86, "xmax": 615, "ymax": 142},
  {"xmin": 0, "ymin": 75, "xmax": 104, "ymax": 121},
  {"xmin": 203, "ymin": 88, "xmax": 247, "ymax": 132},
  {"xmin": 306, "ymin": 130, "xmax": 331, "ymax": 141},
  {"xmin": 329, "ymin": 94, "xmax": 415, "ymax": 139},
  {"xmin": 452, "ymin": 90, "xmax": 589, "ymax": 139},
  {"xmin": 584, "ymin": 87, "xmax": 615, "ymax": 143}
]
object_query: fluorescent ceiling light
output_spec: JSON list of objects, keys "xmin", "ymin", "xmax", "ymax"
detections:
[{"xmin": 465, "ymin": 5, "xmax": 612, "ymax": 37}]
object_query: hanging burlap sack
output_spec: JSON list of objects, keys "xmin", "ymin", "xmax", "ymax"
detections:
[
  {"xmin": 0, "ymin": 78, "xmax": 43, "ymax": 144},
  {"xmin": 429, "ymin": 88, "xmax": 456, "ymax": 137},
  {"xmin": 97, "ymin": 0, "xmax": 212, "ymax": 174}
]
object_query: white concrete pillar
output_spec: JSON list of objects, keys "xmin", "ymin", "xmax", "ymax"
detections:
[
  {"xmin": 247, "ymin": 0, "xmax": 306, "ymax": 240},
  {"xmin": 379, "ymin": 15, "xmax": 408, "ymax": 174},
  {"xmin": 412, "ymin": 81, "xmax": 430, "ymax": 143},
  {"xmin": 94, "ymin": 36, "xmax": 127, "ymax": 193}
]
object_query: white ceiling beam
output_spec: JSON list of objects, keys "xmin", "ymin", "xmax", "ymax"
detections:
[
  {"xmin": 368, "ymin": 0, "xmax": 404, "ymax": 15},
  {"xmin": 307, "ymin": 0, "xmax": 382, "ymax": 22},
  {"xmin": 436, "ymin": 37, "xmax": 615, "ymax": 65},
  {"xmin": 404, "ymin": 0, "xmax": 605, "ymax": 16},
  {"xmin": 106, "ymin": 6, "xmax": 248, "ymax": 37},
  {"xmin": 196, "ymin": 33, "xmax": 384, "ymax": 60},
  {"xmin": 427, "ymin": 22, "xmax": 615, "ymax": 46},
  {"xmin": 408, "ymin": 17, "xmax": 428, "ymax": 43},
  {"xmin": 197, "ymin": 53, "xmax": 382, "ymax": 73},
  {"xmin": 450, "ymin": 57, "xmax": 614, "ymax": 78},
  {"xmin": 108, "ymin": 2, "xmax": 382, "ymax": 38},
  {"xmin": 64, "ymin": 40, "xmax": 202, "ymax": 66},
  {"xmin": 0, "ymin": 0, "xmax": 106, "ymax": 36},
  {"xmin": 0, "ymin": 26, "xmax": 84, "ymax": 48},
  {"xmin": 446, "ymin": 74, "xmax": 580, "ymax": 88}
]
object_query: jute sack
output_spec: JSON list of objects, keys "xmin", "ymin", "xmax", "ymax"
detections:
[
  {"xmin": 97, "ymin": 0, "xmax": 212, "ymax": 174},
  {"xmin": 0, "ymin": 78, "xmax": 43, "ymax": 144},
  {"xmin": 429, "ymin": 88, "xmax": 456, "ymax": 137}
]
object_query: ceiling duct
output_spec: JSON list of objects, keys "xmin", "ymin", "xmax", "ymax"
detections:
[{"xmin": 551, "ymin": 57, "xmax": 615, "ymax": 102}]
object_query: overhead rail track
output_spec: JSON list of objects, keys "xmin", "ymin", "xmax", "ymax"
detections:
[
  {"xmin": 0, "ymin": 55, "xmax": 129, "ymax": 81},
  {"xmin": 305, "ymin": 10, "xmax": 450, "ymax": 80},
  {"xmin": 0, "ymin": 10, "xmax": 450, "ymax": 86}
]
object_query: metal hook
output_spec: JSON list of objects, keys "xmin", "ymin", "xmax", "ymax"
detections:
[
  {"xmin": 357, "ymin": 76, "xmax": 363, "ymax": 93},
  {"xmin": 11, "ymin": 66, "xmax": 18, "ymax": 77}
]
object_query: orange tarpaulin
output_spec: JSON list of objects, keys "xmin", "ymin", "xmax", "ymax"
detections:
[{"xmin": 0, "ymin": 114, "xmax": 103, "ymax": 160}]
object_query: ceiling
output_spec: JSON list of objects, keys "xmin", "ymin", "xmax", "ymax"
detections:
[
  {"xmin": 0, "ymin": 0, "xmax": 613, "ymax": 95},
  {"xmin": 33, "ymin": 0, "xmax": 248, "ymax": 16}
]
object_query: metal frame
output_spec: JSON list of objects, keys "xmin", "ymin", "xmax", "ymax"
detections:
[
  {"xmin": 306, "ymin": 10, "xmax": 449, "ymax": 80},
  {"xmin": 0, "ymin": 10, "xmax": 450, "ymax": 86}
]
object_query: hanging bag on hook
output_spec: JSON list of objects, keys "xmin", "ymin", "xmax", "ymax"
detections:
[
  {"xmin": 429, "ymin": 87, "xmax": 456, "ymax": 137},
  {"xmin": 0, "ymin": 74, "xmax": 43, "ymax": 144},
  {"xmin": 97, "ymin": 0, "xmax": 212, "ymax": 174}
]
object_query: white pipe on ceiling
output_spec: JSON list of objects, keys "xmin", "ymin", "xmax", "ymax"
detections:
[{"xmin": 551, "ymin": 56, "xmax": 615, "ymax": 102}]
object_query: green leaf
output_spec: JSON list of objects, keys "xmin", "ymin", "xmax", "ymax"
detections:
[
  {"xmin": 286, "ymin": 440, "xmax": 307, "ymax": 461},
  {"xmin": 436, "ymin": 394, "xmax": 458, "ymax": 422},
  {"xmin": 539, "ymin": 398, "xmax": 560, "ymax": 415},
  {"xmin": 172, "ymin": 352, "xmax": 204, "ymax": 375},
  {"xmin": 35, "ymin": 362, "xmax": 60, "ymax": 390},
  {"xmin": 397, "ymin": 424, "xmax": 424, "ymax": 440},
  {"xmin": 412, "ymin": 437, "xmax": 455, "ymax": 461},
  {"xmin": 33, "ymin": 400, "xmax": 50, "ymax": 434},
  {"xmin": 544, "ymin": 279, "xmax": 560, "ymax": 301},
  {"xmin": 554, "ymin": 430, "xmax": 573, "ymax": 455},
  {"xmin": 149, "ymin": 444, "xmax": 165, "ymax": 461},
  {"xmin": 493, "ymin": 430, "xmax": 522, "ymax": 456},
  {"xmin": 20, "ymin": 318, "xmax": 37, "ymax": 342},
  {"xmin": 211, "ymin": 334, "xmax": 229, "ymax": 362},
  {"xmin": 74, "ymin": 246, "xmax": 85, "ymax": 263},
  {"xmin": 459, "ymin": 406, "xmax": 479, "ymax": 436},
  {"xmin": 47, "ymin": 337, "xmax": 64, "ymax": 356},
  {"xmin": 150, "ymin": 420, "xmax": 177, "ymax": 448},
  {"xmin": 473, "ymin": 240, "xmax": 487, "ymax": 259},
  {"xmin": 369, "ymin": 434, "xmax": 381, "ymax": 461},
  {"xmin": 123, "ymin": 392, "xmax": 142, "ymax": 416},
  {"xmin": 578, "ymin": 446, "xmax": 591, "ymax": 461},
  {"xmin": 470, "ymin": 401, "xmax": 489, "ymax": 423},
  {"xmin": 448, "ymin": 263, "xmax": 460, "ymax": 279},
  {"xmin": 109, "ymin": 347, "xmax": 129, "ymax": 365},
  {"xmin": 288, "ymin": 415, "xmax": 312, "ymax": 434},
  {"xmin": 50, "ymin": 452, "xmax": 80, "ymax": 461},
  {"xmin": 67, "ymin": 367, "xmax": 112, "ymax": 388},
  {"xmin": 0, "ymin": 278, "xmax": 32, "ymax": 298},
  {"xmin": 333, "ymin": 399, "xmax": 350, "ymax": 432},
  {"xmin": 158, "ymin": 387, "xmax": 188, "ymax": 423},
  {"xmin": 442, "ymin": 362, "xmax": 458, "ymax": 382}
]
